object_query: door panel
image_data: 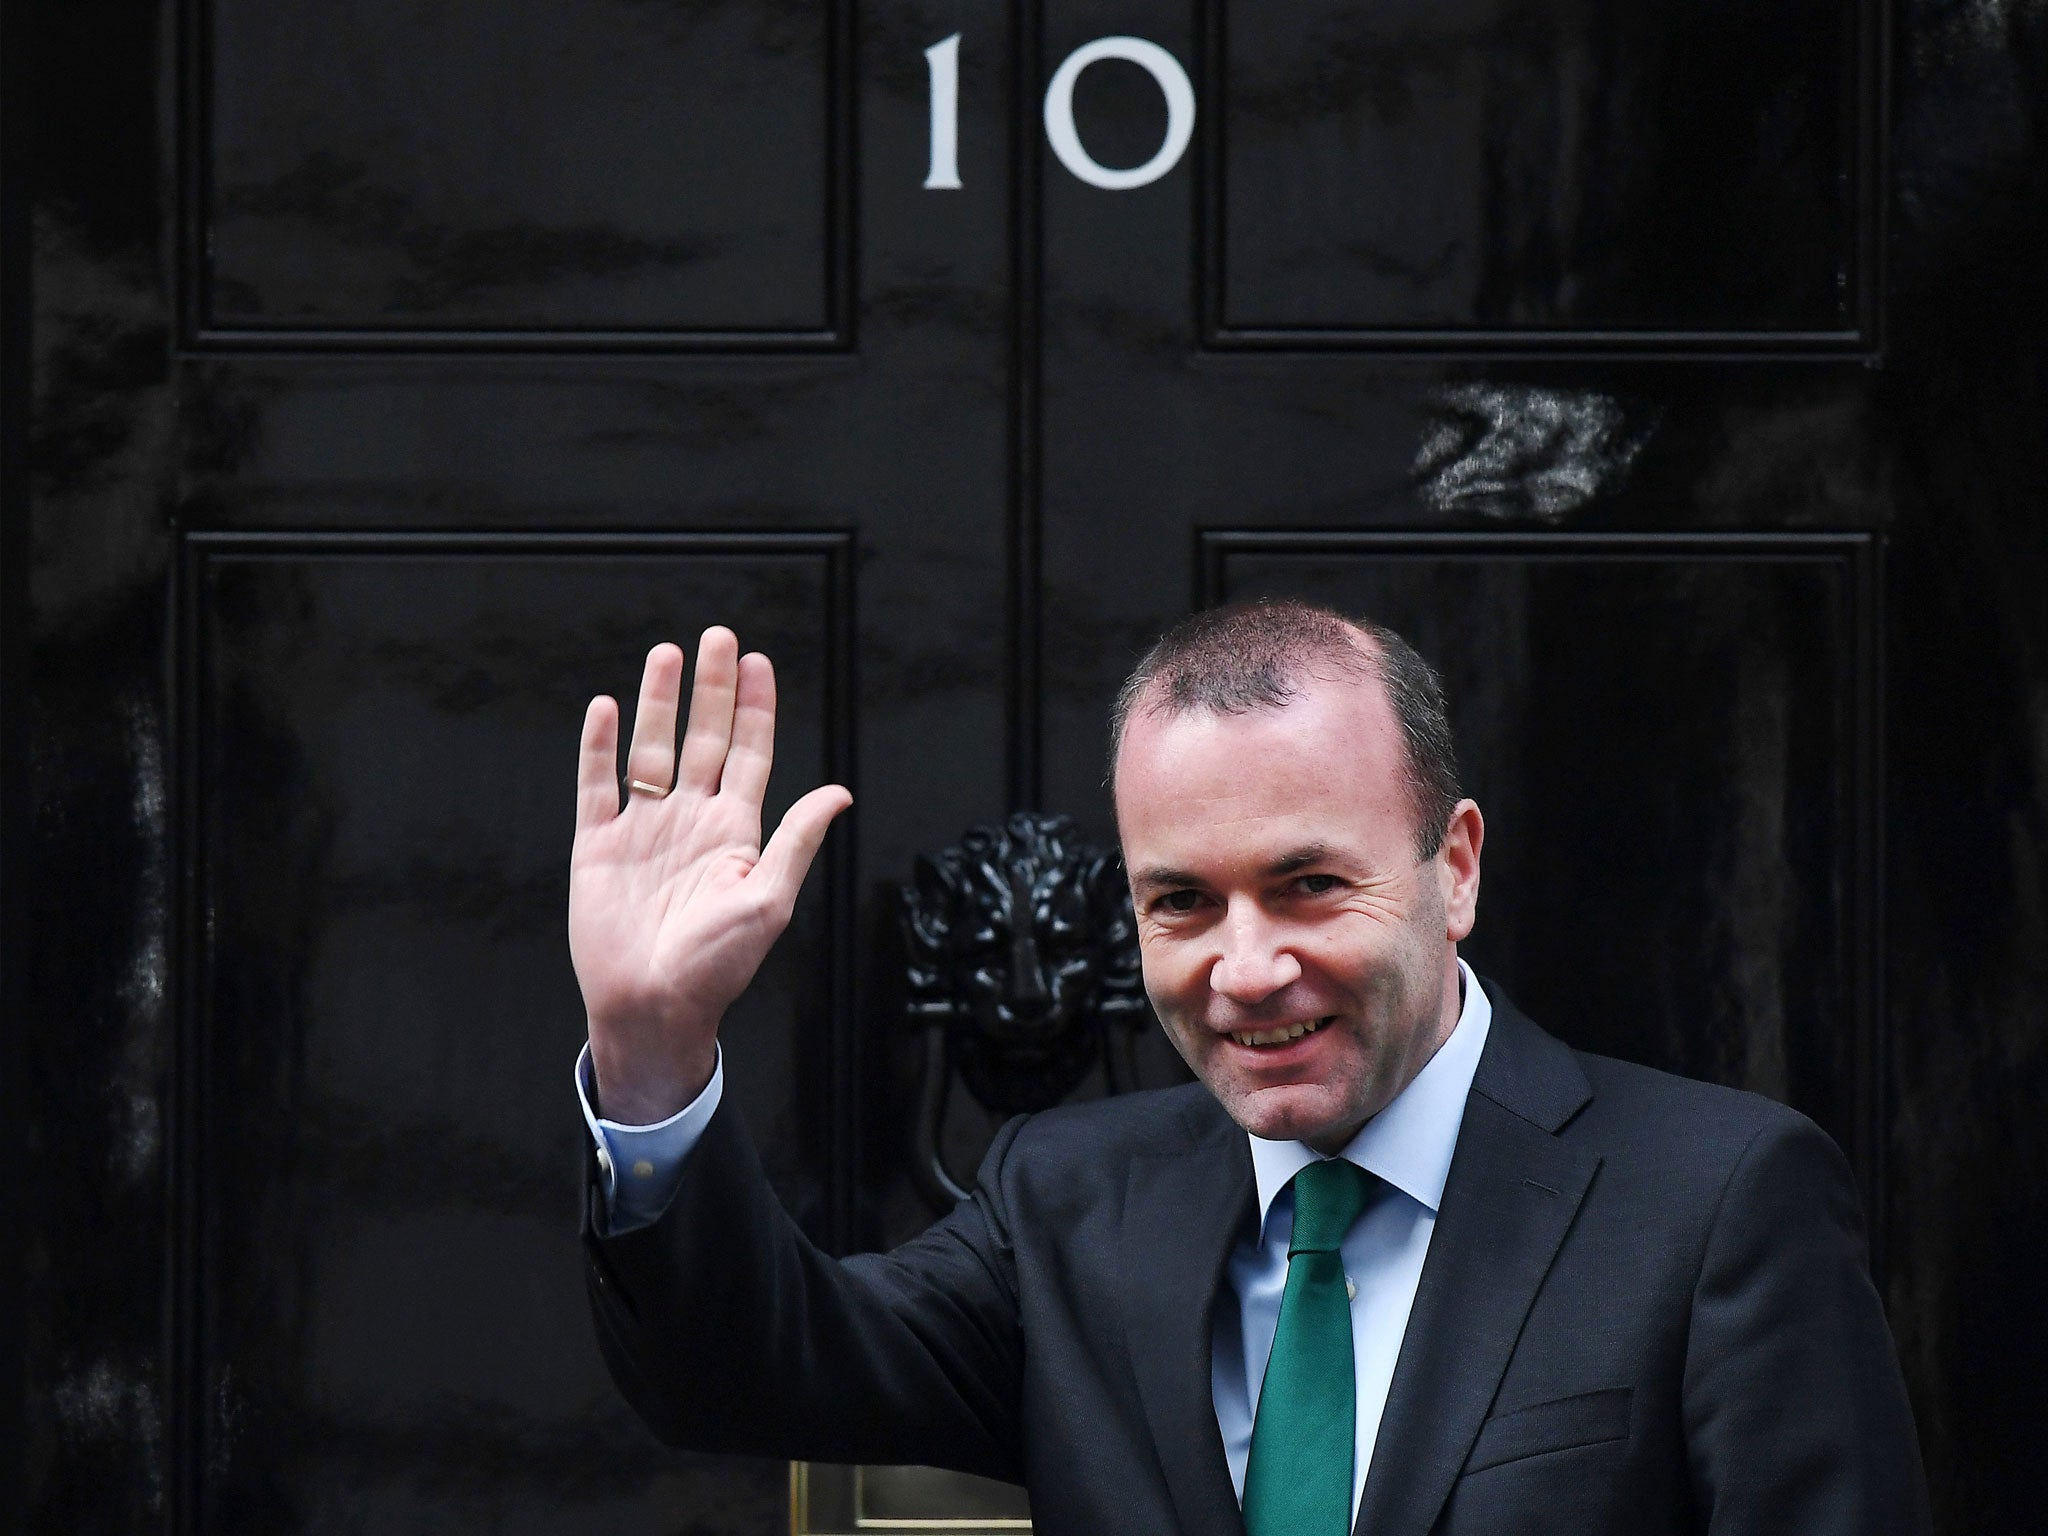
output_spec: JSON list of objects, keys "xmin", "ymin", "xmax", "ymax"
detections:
[
  {"xmin": 1214, "ymin": 0, "xmax": 1874, "ymax": 341},
  {"xmin": 189, "ymin": 539, "xmax": 849, "ymax": 1531},
  {"xmin": 198, "ymin": 0, "xmax": 846, "ymax": 339}
]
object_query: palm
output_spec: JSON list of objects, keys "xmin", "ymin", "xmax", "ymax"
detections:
[
  {"xmin": 571, "ymin": 796, "xmax": 765, "ymax": 1023},
  {"xmin": 569, "ymin": 632, "xmax": 850, "ymax": 1123}
]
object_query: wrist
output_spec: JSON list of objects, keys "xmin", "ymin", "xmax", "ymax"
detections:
[{"xmin": 588, "ymin": 1027, "xmax": 717, "ymax": 1126}]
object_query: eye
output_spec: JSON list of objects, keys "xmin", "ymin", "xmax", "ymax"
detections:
[
  {"xmin": 1294, "ymin": 873, "xmax": 1342, "ymax": 895},
  {"xmin": 1154, "ymin": 889, "xmax": 1203, "ymax": 914}
]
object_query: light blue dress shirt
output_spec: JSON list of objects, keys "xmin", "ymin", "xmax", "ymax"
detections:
[{"xmin": 576, "ymin": 959, "xmax": 1492, "ymax": 1522}]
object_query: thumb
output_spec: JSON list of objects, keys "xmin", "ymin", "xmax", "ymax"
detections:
[{"xmin": 753, "ymin": 784, "xmax": 853, "ymax": 916}]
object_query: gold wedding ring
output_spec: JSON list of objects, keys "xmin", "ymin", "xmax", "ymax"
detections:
[{"xmin": 626, "ymin": 778, "xmax": 671, "ymax": 799}]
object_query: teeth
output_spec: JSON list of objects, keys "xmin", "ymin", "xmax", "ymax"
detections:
[{"xmin": 1230, "ymin": 1018, "xmax": 1324, "ymax": 1048}]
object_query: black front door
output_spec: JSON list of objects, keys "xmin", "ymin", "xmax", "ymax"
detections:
[{"xmin": 18, "ymin": 0, "xmax": 2046, "ymax": 1530}]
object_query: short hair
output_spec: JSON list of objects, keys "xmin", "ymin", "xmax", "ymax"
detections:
[{"xmin": 1110, "ymin": 599, "xmax": 1463, "ymax": 857}]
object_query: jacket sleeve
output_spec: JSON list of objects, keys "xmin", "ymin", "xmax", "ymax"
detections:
[
  {"xmin": 583, "ymin": 1099, "xmax": 1029, "ymax": 1483},
  {"xmin": 1681, "ymin": 1112, "xmax": 1931, "ymax": 1534}
]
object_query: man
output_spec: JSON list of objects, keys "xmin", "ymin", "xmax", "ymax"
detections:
[{"xmin": 570, "ymin": 602, "xmax": 1930, "ymax": 1536}]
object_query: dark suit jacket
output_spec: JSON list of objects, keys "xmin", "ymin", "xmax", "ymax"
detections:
[{"xmin": 583, "ymin": 985, "xmax": 1931, "ymax": 1535}]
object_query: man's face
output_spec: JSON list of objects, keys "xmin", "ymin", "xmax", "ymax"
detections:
[{"xmin": 1114, "ymin": 669, "xmax": 1481, "ymax": 1152}]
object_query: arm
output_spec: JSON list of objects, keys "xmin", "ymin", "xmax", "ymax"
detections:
[
  {"xmin": 584, "ymin": 1104, "xmax": 1028, "ymax": 1481},
  {"xmin": 570, "ymin": 634, "xmax": 1026, "ymax": 1474},
  {"xmin": 1682, "ymin": 1114, "xmax": 1931, "ymax": 1535}
]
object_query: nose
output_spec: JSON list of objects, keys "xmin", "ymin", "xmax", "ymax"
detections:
[{"xmin": 1209, "ymin": 902, "xmax": 1302, "ymax": 1004}]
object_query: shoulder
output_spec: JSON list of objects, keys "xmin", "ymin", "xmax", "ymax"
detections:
[
  {"xmin": 1572, "ymin": 1047, "xmax": 1805, "ymax": 1142},
  {"xmin": 1002, "ymin": 1079, "xmax": 1226, "ymax": 1162},
  {"xmin": 1476, "ymin": 985, "xmax": 1853, "ymax": 1228},
  {"xmin": 1477, "ymin": 981, "xmax": 1832, "ymax": 1165},
  {"xmin": 968, "ymin": 1080, "xmax": 1234, "ymax": 1214},
  {"xmin": 1573, "ymin": 1046, "xmax": 1823, "ymax": 1152},
  {"xmin": 1562, "ymin": 1046, "xmax": 1858, "ymax": 1226}
]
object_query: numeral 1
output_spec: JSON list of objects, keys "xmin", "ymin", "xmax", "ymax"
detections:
[{"xmin": 924, "ymin": 33, "xmax": 963, "ymax": 190}]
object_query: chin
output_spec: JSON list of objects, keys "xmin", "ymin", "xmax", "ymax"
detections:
[{"xmin": 1219, "ymin": 1080, "xmax": 1363, "ymax": 1148}]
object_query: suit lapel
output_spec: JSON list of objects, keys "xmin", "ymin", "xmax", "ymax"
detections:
[
  {"xmin": 1351, "ymin": 992, "xmax": 1599, "ymax": 1536},
  {"xmin": 1122, "ymin": 1098, "xmax": 1257, "ymax": 1536}
]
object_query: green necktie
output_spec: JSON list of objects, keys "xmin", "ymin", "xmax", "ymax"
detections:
[{"xmin": 1242, "ymin": 1158, "xmax": 1376, "ymax": 1536}]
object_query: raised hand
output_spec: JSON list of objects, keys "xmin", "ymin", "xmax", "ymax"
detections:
[{"xmin": 570, "ymin": 629, "xmax": 851, "ymax": 1125}]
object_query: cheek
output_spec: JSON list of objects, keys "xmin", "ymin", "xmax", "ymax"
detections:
[
  {"xmin": 1136, "ymin": 938, "xmax": 1195, "ymax": 998},
  {"xmin": 1141, "ymin": 971, "xmax": 1187, "ymax": 1025},
  {"xmin": 1141, "ymin": 968, "xmax": 1213, "ymax": 1046},
  {"xmin": 1315, "ymin": 909, "xmax": 1430, "ymax": 973},
  {"xmin": 1146, "ymin": 946, "xmax": 1204, "ymax": 991}
]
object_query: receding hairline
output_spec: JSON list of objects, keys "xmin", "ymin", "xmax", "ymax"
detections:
[
  {"xmin": 1115, "ymin": 616, "xmax": 1392, "ymax": 745},
  {"xmin": 1108, "ymin": 603, "xmax": 1463, "ymax": 858}
]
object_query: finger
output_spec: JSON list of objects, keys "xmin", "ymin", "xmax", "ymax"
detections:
[
  {"xmin": 753, "ymin": 784, "xmax": 853, "ymax": 917},
  {"xmin": 625, "ymin": 642, "xmax": 686, "ymax": 793},
  {"xmin": 720, "ymin": 652, "xmax": 777, "ymax": 810},
  {"xmin": 675, "ymin": 627, "xmax": 740, "ymax": 795},
  {"xmin": 576, "ymin": 695, "xmax": 622, "ymax": 833}
]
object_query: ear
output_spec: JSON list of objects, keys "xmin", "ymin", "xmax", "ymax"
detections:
[{"xmin": 1437, "ymin": 799, "xmax": 1484, "ymax": 941}]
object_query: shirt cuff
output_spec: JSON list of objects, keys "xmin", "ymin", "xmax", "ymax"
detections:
[{"xmin": 575, "ymin": 1041, "xmax": 723, "ymax": 1234}]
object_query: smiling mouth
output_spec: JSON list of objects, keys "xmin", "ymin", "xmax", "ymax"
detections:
[{"xmin": 1229, "ymin": 1016, "xmax": 1333, "ymax": 1049}]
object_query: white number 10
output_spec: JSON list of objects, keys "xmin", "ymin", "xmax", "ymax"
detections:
[{"xmin": 924, "ymin": 33, "xmax": 1197, "ymax": 193}]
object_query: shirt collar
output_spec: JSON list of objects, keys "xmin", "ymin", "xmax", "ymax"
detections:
[{"xmin": 1245, "ymin": 957, "xmax": 1493, "ymax": 1229}]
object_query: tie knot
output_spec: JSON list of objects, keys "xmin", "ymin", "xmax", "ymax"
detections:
[{"xmin": 1288, "ymin": 1158, "xmax": 1374, "ymax": 1254}]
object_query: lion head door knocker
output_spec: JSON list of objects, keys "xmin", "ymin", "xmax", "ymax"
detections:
[{"xmin": 900, "ymin": 812, "xmax": 1151, "ymax": 1210}]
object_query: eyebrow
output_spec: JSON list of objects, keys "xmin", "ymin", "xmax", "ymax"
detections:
[
  {"xmin": 1128, "ymin": 866, "xmax": 1198, "ymax": 895},
  {"xmin": 1268, "ymin": 843, "xmax": 1337, "ymax": 874},
  {"xmin": 1129, "ymin": 844, "xmax": 1340, "ymax": 894}
]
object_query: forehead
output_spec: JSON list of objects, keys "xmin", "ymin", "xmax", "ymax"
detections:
[{"xmin": 1113, "ymin": 676, "xmax": 1415, "ymax": 859}]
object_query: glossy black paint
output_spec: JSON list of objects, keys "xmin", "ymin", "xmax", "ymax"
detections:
[
  {"xmin": 193, "ymin": 0, "xmax": 851, "ymax": 344},
  {"xmin": 17, "ymin": 0, "xmax": 2048, "ymax": 1533},
  {"xmin": 1214, "ymin": 0, "xmax": 1877, "ymax": 342},
  {"xmin": 186, "ymin": 538, "xmax": 847, "ymax": 1530}
]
